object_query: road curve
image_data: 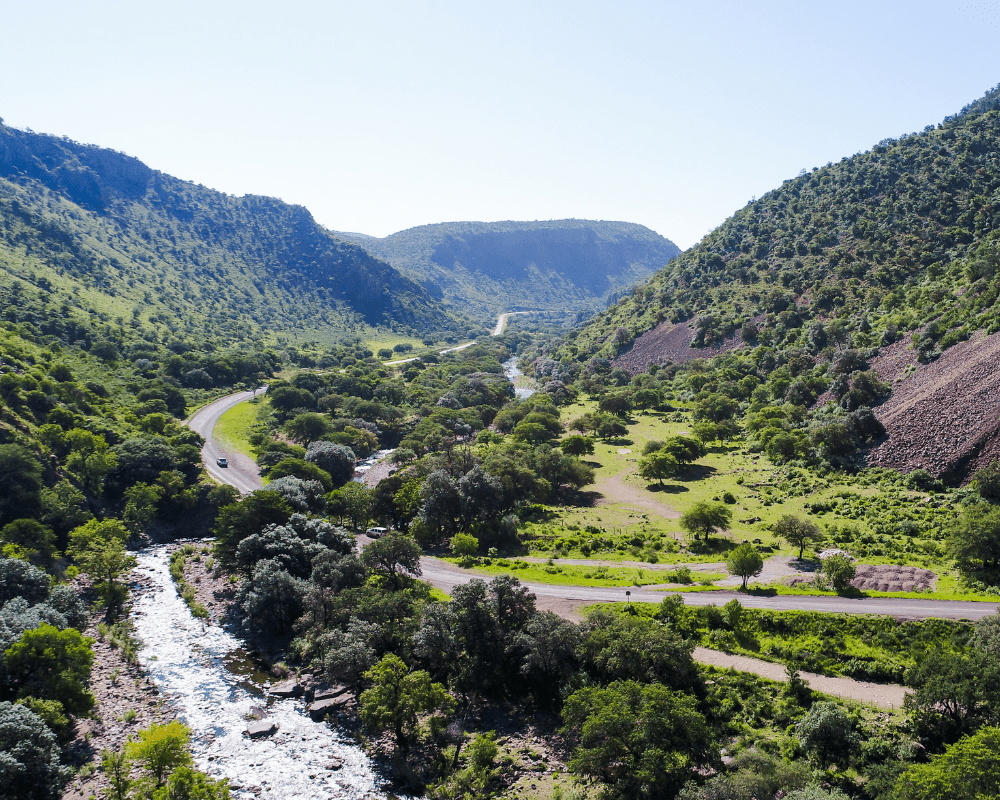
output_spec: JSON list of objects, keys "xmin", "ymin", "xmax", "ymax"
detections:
[
  {"xmin": 186, "ymin": 390, "xmax": 265, "ymax": 495},
  {"xmin": 493, "ymin": 311, "xmax": 530, "ymax": 336}
]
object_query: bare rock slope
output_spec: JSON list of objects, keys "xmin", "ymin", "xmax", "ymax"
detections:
[
  {"xmin": 867, "ymin": 330, "xmax": 1000, "ymax": 480},
  {"xmin": 613, "ymin": 319, "xmax": 745, "ymax": 374}
]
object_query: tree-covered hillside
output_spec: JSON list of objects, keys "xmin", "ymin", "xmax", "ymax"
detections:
[
  {"xmin": 564, "ymin": 85, "xmax": 1000, "ymax": 364},
  {"xmin": 538, "ymin": 84, "xmax": 1000, "ymax": 481},
  {"xmin": 0, "ymin": 121, "xmax": 454, "ymax": 347},
  {"xmin": 338, "ymin": 219, "xmax": 680, "ymax": 318}
]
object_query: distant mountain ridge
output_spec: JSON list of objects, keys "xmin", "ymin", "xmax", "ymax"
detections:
[
  {"xmin": 336, "ymin": 219, "xmax": 680, "ymax": 317},
  {"xmin": 0, "ymin": 121, "xmax": 452, "ymax": 347}
]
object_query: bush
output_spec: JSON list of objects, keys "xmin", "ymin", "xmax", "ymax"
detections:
[{"xmin": 0, "ymin": 701, "xmax": 71, "ymax": 799}]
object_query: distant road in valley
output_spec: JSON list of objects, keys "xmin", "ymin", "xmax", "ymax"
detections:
[
  {"xmin": 493, "ymin": 311, "xmax": 531, "ymax": 335},
  {"xmin": 186, "ymin": 389, "xmax": 265, "ymax": 495}
]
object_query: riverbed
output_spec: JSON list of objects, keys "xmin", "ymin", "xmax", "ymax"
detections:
[
  {"xmin": 502, "ymin": 357, "xmax": 535, "ymax": 399},
  {"xmin": 132, "ymin": 546, "xmax": 385, "ymax": 800}
]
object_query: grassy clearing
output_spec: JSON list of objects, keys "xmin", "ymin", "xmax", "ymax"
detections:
[
  {"xmin": 589, "ymin": 600, "xmax": 968, "ymax": 684},
  {"xmin": 443, "ymin": 557, "xmax": 725, "ymax": 587},
  {"xmin": 215, "ymin": 397, "xmax": 265, "ymax": 459},
  {"xmin": 513, "ymin": 395, "xmax": 987, "ymax": 596}
]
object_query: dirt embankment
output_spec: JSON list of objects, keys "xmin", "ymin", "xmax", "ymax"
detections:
[
  {"xmin": 866, "ymin": 329, "xmax": 1000, "ymax": 481},
  {"xmin": 613, "ymin": 318, "xmax": 745, "ymax": 375}
]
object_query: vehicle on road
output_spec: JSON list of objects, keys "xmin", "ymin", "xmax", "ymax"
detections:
[
  {"xmin": 217, "ymin": 458, "xmax": 229, "ymax": 468},
  {"xmin": 365, "ymin": 526, "xmax": 387, "ymax": 538}
]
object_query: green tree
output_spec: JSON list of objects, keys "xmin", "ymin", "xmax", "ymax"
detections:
[
  {"xmin": 822, "ymin": 553, "xmax": 856, "ymax": 592},
  {"xmin": 679, "ymin": 501, "xmax": 732, "ymax": 542},
  {"xmin": 949, "ymin": 503, "xmax": 1000, "ymax": 573},
  {"xmin": 125, "ymin": 721, "xmax": 192, "ymax": 787},
  {"xmin": 67, "ymin": 519, "xmax": 135, "ymax": 607},
  {"xmin": 267, "ymin": 457, "xmax": 333, "ymax": 491},
  {"xmin": 4, "ymin": 623, "xmax": 95, "ymax": 715},
  {"xmin": 361, "ymin": 531, "xmax": 422, "ymax": 588},
  {"xmin": 562, "ymin": 680, "xmax": 717, "ymax": 800},
  {"xmin": 0, "ymin": 519, "xmax": 57, "ymax": 565},
  {"xmin": 0, "ymin": 701, "xmax": 71, "ymax": 800},
  {"xmin": 339, "ymin": 481, "xmax": 375, "ymax": 531},
  {"xmin": 796, "ymin": 701, "xmax": 858, "ymax": 769},
  {"xmin": 559, "ymin": 435, "xmax": 595, "ymax": 456},
  {"xmin": 0, "ymin": 444, "xmax": 44, "ymax": 526},
  {"xmin": 359, "ymin": 654, "xmax": 453, "ymax": 750},
  {"xmin": 450, "ymin": 532, "xmax": 479, "ymax": 557},
  {"xmin": 726, "ymin": 543, "xmax": 764, "ymax": 588},
  {"xmin": 773, "ymin": 514, "xmax": 823, "ymax": 559},
  {"xmin": 285, "ymin": 412, "xmax": 332, "ymax": 445},
  {"xmin": 101, "ymin": 748, "xmax": 133, "ymax": 800},
  {"xmin": 213, "ymin": 491, "xmax": 293, "ymax": 565},
  {"xmin": 892, "ymin": 726, "xmax": 1000, "ymax": 800},
  {"xmin": 638, "ymin": 450, "xmax": 680, "ymax": 486}
]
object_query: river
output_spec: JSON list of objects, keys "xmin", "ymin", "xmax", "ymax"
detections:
[
  {"xmin": 132, "ymin": 545, "xmax": 386, "ymax": 800},
  {"xmin": 502, "ymin": 357, "xmax": 535, "ymax": 399}
]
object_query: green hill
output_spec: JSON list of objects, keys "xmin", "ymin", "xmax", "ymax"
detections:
[
  {"xmin": 0, "ymin": 121, "xmax": 453, "ymax": 349},
  {"xmin": 549, "ymin": 83, "xmax": 1000, "ymax": 480},
  {"xmin": 337, "ymin": 219, "xmax": 680, "ymax": 318}
]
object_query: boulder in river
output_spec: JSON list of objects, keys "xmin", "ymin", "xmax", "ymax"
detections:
[
  {"xmin": 247, "ymin": 720, "xmax": 278, "ymax": 739},
  {"xmin": 308, "ymin": 695, "xmax": 352, "ymax": 720},
  {"xmin": 269, "ymin": 679, "xmax": 303, "ymax": 698},
  {"xmin": 313, "ymin": 685, "xmax": 349, "ymax": 702}
]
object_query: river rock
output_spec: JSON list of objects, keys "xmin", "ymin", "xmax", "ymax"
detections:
[
  {"xmin": 249, "ymin": 705, "xmax": 267, "ymax": 720},
  {"xmin": 308, "ymin": 695, "xmax": 351, "ymax": 720},
  {"xmin": 269, "ymin": 679, "xmax": 303, "ymax": 698},
  {"xmin": 313, "ymin": 684, "xmax": 349, "ymax": 702},
  {"xmin": 247, "ymin": 720, "xmax": 278, "ymax": 739},
  {"xmin": 327, "ymin": 758, "xmax": 343, "ymax": 771}
]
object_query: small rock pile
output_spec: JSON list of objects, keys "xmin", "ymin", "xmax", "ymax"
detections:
[{"xmin": 850, "ymin": 564, "xmax": 936, "ymax": 593}]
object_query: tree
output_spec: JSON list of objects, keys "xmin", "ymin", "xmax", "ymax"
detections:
[
  {"xmin": 67, "ymin": 519, "xmax": 135, "ymax": 608},
  {"xmin": 267, "ymin": 457, "xmax": 332, "ymax": 491},
  {"xmin": 305, "ymin": 441, "xmax": 356, "ymax": 488},
  {"xmin": 450, "ymin": 532, "xmax": 479, "ymax": 557},
  {"xmin": 213, "ymin": 491, "xmax": 293, "ymax": 565},
  {"xmin": 773, "ymin": 514, "xmax": 823, "ymax": 559},
  {"xmin": 0, "ymin": 557, "xmax": 51, "ymax": 606},
  {"xmin": 0, "ymin": 701, "xmax": 70, "ymax": 800},
  {"xmin": 560, "ymin": 435, "xmax": 595, "ymax": 457},
  {"xmin": 660, "ymin": 435, "xmax": 706, "ymax": 464},
  {"xmin": 285, "ymin": 412, "xmax": 332, "ymax": 445},
  {"xmin": 822, "ymin": 553, "xmax": 856, "ymax": 592},
  {"xmin": 361, "ymin": 531, "xmax": 422, "ymax": 588},
  {"xmin": 125, "ymin": 721, "xmax": 192, "ymax": 787},
  {"xmin": 638, "ymin": 450, "xmax": 680, "ymax": 486},
  {"xmin": 562, "ymin": 680, "xmax": 717, "ymax": 800},
  {"xmin": 726, "ymin": 543, "xmax": 764, "ymax": 588},
  {"xmin": 359, "ymin": 654, "xmax": 453, "ymax": 751},
  {"xmin": 1, "ymin": 519, "xmax": 57, "ymax": 565},
  {"xmin": 0, "ymin": 444, "xmax": 44, "ymax": 526},
  {"xmin": 679, "ymin": 501, "xmax": 732, "ymax": 542},
  {"xmin": 892, "ymin": 726, "xmax": 1000, "ymax": 800},
  {"xmin": 949, "ymin": 503, "xmax": 1000, "ymax": 573},
  {"xmin": 64, "ymin": 429, "xmax": 117, "ymax": 494},
  {"xmin": 237, "ymin": 560, "xmax": 307, "ymax": 635},
  {"xmin": 796, "ymin": 701, "xmax": 858, "ymax": 768},
  {"xmin": 974, "ymin": 462, "xmax": 1000, "ymax": 502},
  {"xmin": 338, "ymin": 481, "xmax": 374, "ymax": 531},
  {"xmin": 4, "ymin": 623, "xmax": 95, "ymax": 714},
  {"xmin": 101, "ymin": 747, "xmax": 133, "ymax": 800}
]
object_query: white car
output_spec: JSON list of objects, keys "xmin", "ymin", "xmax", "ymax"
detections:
[
  {"xmin": 217, "ymin": 458, "xmax": 229, "ymax": 468},
  {"xmin": 365, "ymin": 526, "xmax": 387, "ymax": 538}
]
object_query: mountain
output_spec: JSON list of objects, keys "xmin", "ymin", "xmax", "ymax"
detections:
[
  {"xmin": 0, "ymin": 121, "xmax": 454, "ymax": 349},
  {"xmin": 554, "ymin": 83, "xmax": 1000, "ymax": 481},
  {"xmin": 336, "ymin": 219, "xmax": 680, "ymax": 318}
]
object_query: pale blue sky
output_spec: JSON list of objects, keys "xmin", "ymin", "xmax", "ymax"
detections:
[{"xmin": 1, "ymin": 1, "xmax": 998, "ymax": 249}]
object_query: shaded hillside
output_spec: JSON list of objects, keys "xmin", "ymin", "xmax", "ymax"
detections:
[
  {"xmin": 337, "ymin": 219, "xmax": 680, "ymax": 318},
  {"xmin": 0, "ymin": 122, "xmax": 453, "ymax": 348}
]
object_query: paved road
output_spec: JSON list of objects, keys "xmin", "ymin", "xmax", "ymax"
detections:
[
  {"xmin": 186, "ymin": 390, "xmax": 265, "ymax": 495},
  {"xmin": 384, "ymin": 339, "xmax": 478, "ymax": 366},
  {"xmin": 493, "ymin": 311, "xmax": 531, "ymax": 336},
  {"xmin": 419, "ymin": 557, "xmax": 999, "ymax": 622}
]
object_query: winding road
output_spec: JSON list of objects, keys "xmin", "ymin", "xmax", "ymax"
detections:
[{"xmin": 190, "ymin": 390, "xmax": 1000, "ymax": 708}]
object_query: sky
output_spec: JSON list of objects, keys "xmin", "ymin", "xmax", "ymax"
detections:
[{"xmin": 1, "ymin": 1, "xmax": 998, "ymax": 250}]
